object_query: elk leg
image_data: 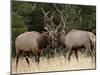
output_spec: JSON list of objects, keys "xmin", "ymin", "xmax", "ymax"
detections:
[
  {"xmin": 85, "ymin": 44, "xmax": 94, "ymax": 62},
  {"xmin": 37, "ymin": 52, "xmax": 40, "ymax": 64},
  {"xmin": 89, "ymin": 49, "xmax": 94, "ymax": 62},
  {"xmin": 35, "ymin": 52, "xmax": 38, "ymax": 63},
  {"xmin": 16, "ymin": 54, "xmax": 20, "ymax": 69},
  {"xmin": 74, "ymin": 49, "xmax": 78, "ymax": 61},
  {"xmin": 68, "ymin": 49, "xmax": 73, "ymax": 61},
  {"xmin": 29, "ymin": 51, "xmax": 33, "ymax": 58},
  {"xmin": 35, "ymin": 54, "xmax": 37, "ymax": 63},
  {"xmin": 87, "ymin": 45, "xmax": 94, "ymax": 62},
  {"xmin": 25, "ymin": 56, "xmax": 30, "ymax": 65}
]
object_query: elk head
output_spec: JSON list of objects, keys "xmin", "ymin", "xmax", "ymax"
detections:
[{"xmin": 41, "ymin": 5, "xmax": 67, "ymax": 48}]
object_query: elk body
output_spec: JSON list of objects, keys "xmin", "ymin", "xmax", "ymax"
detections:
[
  {"xmin": 15, "ymin": 31, "xmax": 50, "ymax": 68},
  {"xmin": 58, "ymin": 30, "xmax": 93, "ymax": 61}
]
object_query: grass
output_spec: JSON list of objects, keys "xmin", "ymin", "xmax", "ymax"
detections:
[{"xmin": 11, "ymin": 52, "xmax": 96, "ymax": 74}]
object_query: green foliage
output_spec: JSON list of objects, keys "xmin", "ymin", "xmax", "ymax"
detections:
[
  {"xmin": 63, "ymin": 5, "xmax": 96, "ymax": 30},
  {"xmin": 12, "ymin": 13, "xmax": 27, "ymax": 56}
]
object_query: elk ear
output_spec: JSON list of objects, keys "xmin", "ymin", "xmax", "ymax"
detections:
[
  {"xmin": 57, "ymin": 32, "xmax": 62, "ymax": 37},
  {"xmin": 42, "ymin": 31, "xmax": 49, "ymax": 36},
  {"xmin": 43, "ymin": 32, "xmax": 49, "ymax": 35}
]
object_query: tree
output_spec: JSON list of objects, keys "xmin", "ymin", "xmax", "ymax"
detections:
[{"xmin": 12, "ymin": 13, "xmax": 27, "ymax": 56}]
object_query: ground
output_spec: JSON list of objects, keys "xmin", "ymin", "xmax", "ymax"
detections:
[{"xmin": 11, "ymin": 52, "xmax": 96, "ymax": 74}]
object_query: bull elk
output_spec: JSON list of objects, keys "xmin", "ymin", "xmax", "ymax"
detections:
[
  {"xmin": 57, "ymin": 29, "xmax": 94, "ymax": 61},
  {"xmin": 15, "ymin": 31, "xmax": 51, "ymax": 69}
]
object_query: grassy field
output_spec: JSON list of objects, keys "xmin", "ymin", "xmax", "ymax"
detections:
[{"xmin": 11, "ymin": 53, "xmax": 96, "ymax": 74}]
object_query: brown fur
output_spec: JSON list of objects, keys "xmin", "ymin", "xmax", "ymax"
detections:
[
  {"xmin": 57, "ymin": 30, "xmax": 93, "ymax": 61},
  {"xmin": 15, "ymin": 31, "xmax": 50, "ymax": 69},
  {"xmin": 57, "ymin": 32, "xmax": 66, "ymax": 48}
]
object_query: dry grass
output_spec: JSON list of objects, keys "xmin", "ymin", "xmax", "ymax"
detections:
[{"xmin": 11, "ymin": 53, "xmax": 96, "ymax": 74}]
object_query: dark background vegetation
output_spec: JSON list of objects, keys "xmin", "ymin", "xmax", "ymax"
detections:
[{"xmin": 12, "ymin": 1, "xmax": 96, "ymax": 57}]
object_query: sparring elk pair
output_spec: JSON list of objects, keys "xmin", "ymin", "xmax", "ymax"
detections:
[
  {"xmin": 15, "ymin": 7, "xmax": 96, "ymax": 69},
  {"xmin": 15, "ymin": 30, "xmax": 96, "ymax": 68}
]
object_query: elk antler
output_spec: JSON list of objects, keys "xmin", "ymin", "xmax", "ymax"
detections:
[
  {"xmin": 41, "ymin": 8, "xmax": 50, "ymax": 17},
  {"xmin": 41, "ymin": 8, "xmax": 55, "ymax": 38},
  {"xmin": 54, "ymin": 4, "xmax": 66, "ymax": 32}
]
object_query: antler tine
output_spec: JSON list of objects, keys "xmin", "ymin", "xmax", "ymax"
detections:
[
  {"xmin": 41, "ymin": 8, "xmax": 45, "ymax": 15},
  {"xmin": 44, "ymin": 26, "xmax": 55, "ymax": 38},
  {"xmin": 61, "ymin": 15, "xmax": 66, "ymax": 32},
  {"xmin": 41, "ymin": 8, "xmax": 50, "ymax": 16},
  {"xmin": 50, "ymin": 14, "xmax": 55, "ymax": 32},
  {"xmin": 54, "ymin": 4, "xmax": 62, "ymax": 14},
  {"xmin": 54, "ymin": 4, "xmax": 66, "ymax": 32},
  {"xmin": 41, "ymin": 8, "xmax": 55, "ymax": 37},
  {"xmin": 55, "ymin": 21, "xmax": 62, "ymax": 33}
]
